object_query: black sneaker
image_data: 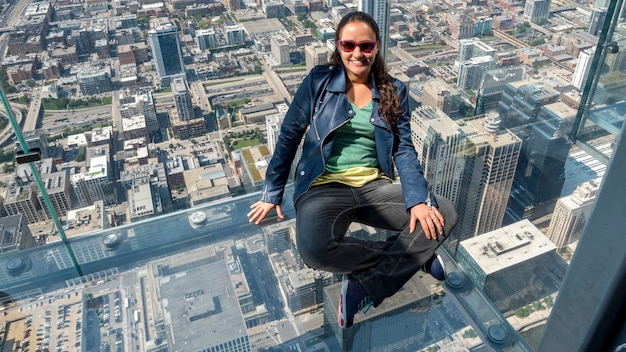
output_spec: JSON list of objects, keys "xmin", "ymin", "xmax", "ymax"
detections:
[
  {"xmin": 422, "ymin": 254, "xmax": 447, "ymax": 281},
  {"xmin": 338, "ymin": 274, "xmax": 373, "ymax": 329}
]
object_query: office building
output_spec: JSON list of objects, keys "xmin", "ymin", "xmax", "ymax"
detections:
[
  {"xmin": 237, "ymin": 146, "xmax": 271, "ymax": 193},
  {"xmin": 474, "ymin": 16, "xmax": 493, "ymax": 36},
  {"xmin": 171, "ymin": 77, "xmax": 195, "ymax": 122},
  {"xmin": 546, "ymin": 178, "xmax": 600, "ymax": 248},
  {"xmin": 183, "ymin": 163, "xmax": 232, "ymax": 207},
  {"xmin": 120, "ymin": 162, "xmax": 172, "ymax": 214},
  {"xmin": 263, "ymin": 1, "xmax": 284, "ymax": 18},
  {"xmin": 588, "ymin": 7, "xmax": 607, "ymax": 37},
  {"xmin": 524, "ymin": 0, "xmax": 551, "ymax": 22},
  {"xmin": 148, "ymin": 20, "xmax": 186, "ymax": 85},
  {"xmin": 454, "ymin": 113, "xmax": 522, "ymax": 244},
  {"xmin": 422, "ymin": 79, "xmax": 463, "ymax": 118},
  {"xmin": 15, "ymin": 129, "xmax": 49, "ymax": 158},
  {"xmin": 458, "ymin": 38, "xmax": 496, "ymax": 62},
  {"xmin": 305, "ymin": 42, "xmax": 329, "ymax": 73},
  {"xmin": 39, "ymin": 171, "xmax": 72, "ymax": 219},
  {"xmin": 146, "ymin": 246, "xmax": 251, "ymax": 352},
  {"xmin": 127, "ymin": 180, "xmax": 160, "ymax": 221},
  {"xmin": 358, "ymin": 0, "xmax": 390, "ymax": 61},
  {"xmin": 448, "ymin": 14, "xmax": 476, "ymax": 40},
  {"xmin": 71, "ymin": 148, "xmax": 115, "ymax": 207},
  {"xmin": 457, "ymin": 219, "xmax": 568, "ymax": 313},
  {"xmin": 0, "ymin": 214, "xmax": 35, "ymax": 255},
  {"xmin": 271, "ymin": 34, "xmax": 290, "ymax": 65},
  {"xmin": 572, "ymin": 48, "xmax": 595, "ymax": 91},
  {"xmin": 119, "ymin": 90, "xmax": 159, "ymax": 133},
  {"xmin": 195, "ymin": 29, "xmax": 217, "ymax": 50},
  {"xmin": 410, "ymin": 106, "xmax": 466, "ymax": 206},
  {"xmin": 498, "ymin": 83, "xmax": 575, "ymax": 224},
  {"xmin": 77, "ymin": 68, "xmax": 112, "ymax": 96},
  {"xmin": 457, "ymin": 56, "xmax": 497, "ymax": 90},
  {"xmin": 475, "ymin": 67, "xmax": 525, "ymax": 114},
  {"xmin": 3, "ymin": 159, "xmax": 57, "ymax": 224},
  {"xmin": 225, "ymin": 0, "xmax": 240, "ymax": 11},
  {"xmin": 224, "ymin": 24, "xmax": 245, "ymax": 45},
  {"xmin": 411, "ymin": 109, "xmax": 522, "ymax": 244}
]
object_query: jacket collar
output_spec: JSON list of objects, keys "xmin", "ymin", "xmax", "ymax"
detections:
[{"xmin": 326, "ymin": 65, "xmax": 381, "ymax": 101}]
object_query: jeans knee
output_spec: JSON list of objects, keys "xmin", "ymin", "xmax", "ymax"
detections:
[{"xmin": 297, "ymin": 239, "xmax": 338, "ymax": 272}]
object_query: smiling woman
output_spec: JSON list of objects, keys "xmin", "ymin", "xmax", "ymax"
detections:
[{"xmin": 248, "ymin": 11, "xmax": 457, "ymax": 330}]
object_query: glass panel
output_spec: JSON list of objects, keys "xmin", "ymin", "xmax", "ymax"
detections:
[
  {"xmin": 572, "ymin": 0, "xmax": 626, "ymax": 163},
  {"xmin": 0, "ymin": 186, "xmax": 533, "ymax": 352}
]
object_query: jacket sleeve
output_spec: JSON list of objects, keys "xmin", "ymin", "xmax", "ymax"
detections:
[
  {"xmin": 261, "ymin": 69, "xmax": 317, "ymax": 205},
  {"xmin": 392, "ymin": 81, "xmax": 436, "ymax": 210}
]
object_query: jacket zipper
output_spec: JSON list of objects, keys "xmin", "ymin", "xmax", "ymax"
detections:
[{"xmin": 295, "ymin": 118, "xmax": 350, "ymax": 205}]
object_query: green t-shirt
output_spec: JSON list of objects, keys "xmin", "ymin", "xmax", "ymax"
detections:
[{"xmin": 312, "ymin": 101, "xmax": 384, "ymax": 188}]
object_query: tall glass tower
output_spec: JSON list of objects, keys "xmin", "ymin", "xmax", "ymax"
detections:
[
  {"xmin": 148, "ymin": 21, "xmax": 186, "ymax": 86},
  {"xmin": 358, "ymin": 0, "xmax": 390, "ymax": 61}
]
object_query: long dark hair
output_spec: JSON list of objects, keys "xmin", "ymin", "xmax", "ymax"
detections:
[{"xmin": 329, "ymin": 11, "xmax": 402, "ymax": 126}]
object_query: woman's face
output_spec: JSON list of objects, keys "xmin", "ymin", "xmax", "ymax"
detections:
[{"xmin": 337, "ymin": 20, "xmax": 378, "ymax": 83}]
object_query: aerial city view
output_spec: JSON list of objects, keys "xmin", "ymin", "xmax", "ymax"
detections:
[{"xmin": 0, "ymin": 0, "xmax": 620, "ymax": 349}]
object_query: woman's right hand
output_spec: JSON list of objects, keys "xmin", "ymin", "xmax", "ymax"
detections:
[{"xmin": 247, "ymin": 201, "xmax": 283, "ymax": 225}]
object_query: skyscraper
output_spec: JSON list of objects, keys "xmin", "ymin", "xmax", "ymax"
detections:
[
  {"xmin": 475, "ymin": 67, "xmax": 525, "ymax": 115},
  {"xmin": 358, "ymin": 0, "xmax": 390, "ymax": 61},
  {"xmin": 572, "ymin": 48, "xmax": 595, "ymax": 91},
  {"xmin": 410, "ymin": 106, "xmax": 466, "ymax": 206},
  {"xmin": 458, "ymin": 38, "xmax": 496, "ymax": 62},
  {"xmin": 457, "ymin": 219, "xmax": 567, "ymax": 312},
  {"xmin": 588, "ymin": 7, "xmax": 608, "ymax": 37},
  {"xmin": 454, "ymin": 113, "xmax": 522, "ymax": 243},
  {"xmin": 457, "ymin": 56, "xmax": 497, "ymax": 90},
  {"xmin": 498, "ymin": 82, "xmax": 575, "ymax": 224},
  {"xmin": 546, "ymin": 178, "xmax": 600, "ymax": 248},
  {"xmin": 148, "ymin": 20, "xmax": 185, "ymax": 86},
  {"xmin": 524, "ymin": 0, "xmax": 551, "ymax": 22},
  {"xmin": 410, "ymin": 108, "xmax": 522, "ymax": 245}
]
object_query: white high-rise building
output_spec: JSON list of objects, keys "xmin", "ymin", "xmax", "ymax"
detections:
[
  {"xmin": 410, "ymin": 106, "xmax": 466, "ymax": 206},
  {"xmin": 410, "ymin": 108, "xmax": 522, "ymax": 242},
  {"xmin": 546, "ymin": 178, "xmax": 601, "ymax": 248},
  {"xmin": 265, "ymin": 104, "xmax": 299, "ymax": 180},
  {"xmin": 358, "ymin": 0, "xmax": 390, "ymax": 61},
  {"xmin": 457, "ymin": 56, "xmax": 497, "ymax": 90},
  {"xmin": 458, "ymin": 38, "xmax": 496, "ymax": 62},
  {"xmin": 171, "ymin": 77, "xmax": 195, "ymax": 121},
  {"xmin": 225, "ymin": 24, "xmax": 245, "ymax": 45},
  {"xmin": 524, "ymin": 0, "xmax": 551, "ymax": 22},
  {"xmin": 572, "ymin": 48, "xmax": 595, "ymax": 91}
]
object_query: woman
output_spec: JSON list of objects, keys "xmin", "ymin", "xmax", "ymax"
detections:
[{"xmin": 248, "ymin": 12, "xmax": 457, "ymax": 329}]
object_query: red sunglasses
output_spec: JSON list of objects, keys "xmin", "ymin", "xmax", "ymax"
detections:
[{"xmin": 337, "ymin": 40, "xmax": 379, "ymax": 53}]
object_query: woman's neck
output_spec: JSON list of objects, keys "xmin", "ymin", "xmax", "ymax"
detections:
[{"xmin": 346, "ymin": 80, "xmax": 372, "ymax": 108}]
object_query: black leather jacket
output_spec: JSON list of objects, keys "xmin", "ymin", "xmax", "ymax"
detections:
[{"xmin": 262, "ymin": 64, "xmax": 434, "ymax": 211}]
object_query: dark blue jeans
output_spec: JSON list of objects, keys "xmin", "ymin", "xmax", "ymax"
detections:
[{"xmin": 295, "ymin": 179, "xmax": 458, "ymax": 307}]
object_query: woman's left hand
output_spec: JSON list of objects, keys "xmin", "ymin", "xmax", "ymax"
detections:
[{"xmin": 410, "ymin": 203, "xmax": 445, "ymax": 240}]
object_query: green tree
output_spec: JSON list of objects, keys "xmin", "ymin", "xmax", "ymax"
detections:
[{"xmin": 2, "ymin": 162, "xmax": 14, "ymax": 173}]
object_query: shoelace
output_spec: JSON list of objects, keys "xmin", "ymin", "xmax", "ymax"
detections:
[
  {"xmin": 350, "ymin": 281, "xmax": 374, "ymax": 314},
  {"xmin": 357, "ymin": 298, "xmax": 373, "ymax": 314}
]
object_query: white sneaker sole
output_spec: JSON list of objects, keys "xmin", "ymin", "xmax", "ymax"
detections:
[{"xmin": 338, "ymin": 275, "xmax": 349, "ymax": 328}]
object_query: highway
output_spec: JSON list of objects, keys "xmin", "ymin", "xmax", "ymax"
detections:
[
  {"xmin": 0, "ymin": 103, "xmax": 23, "ymax": 147},
  {"xmin": 493, "ymin": 29, "xmax": 531, "ymax": 49}
]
